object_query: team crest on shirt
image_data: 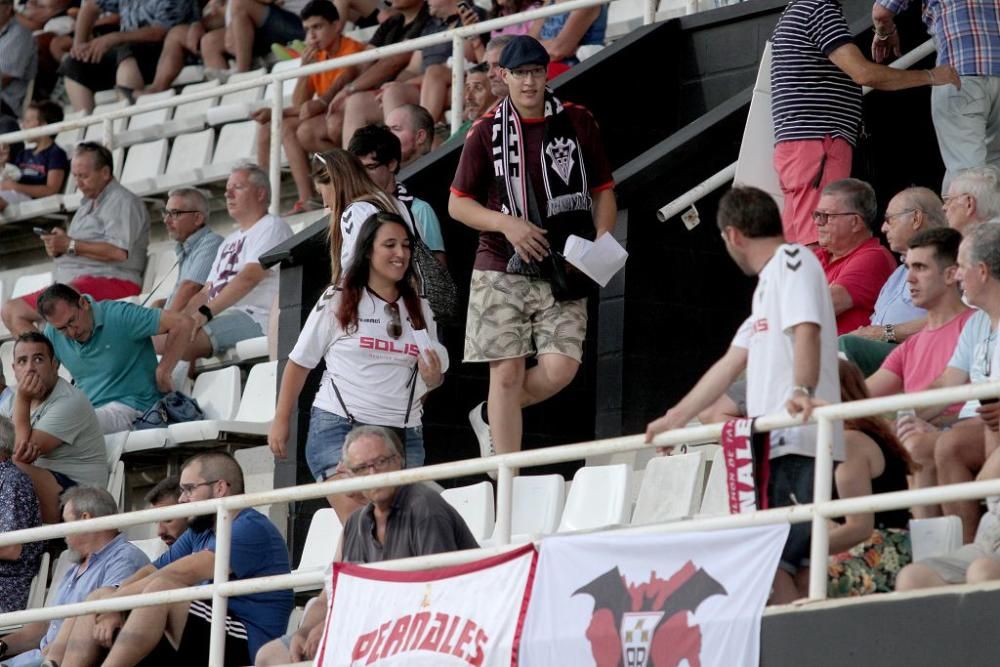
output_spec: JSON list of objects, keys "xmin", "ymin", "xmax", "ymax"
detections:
[{"xmin": 545, "ymin": 138, "xmax": 577, "ymax": 186}]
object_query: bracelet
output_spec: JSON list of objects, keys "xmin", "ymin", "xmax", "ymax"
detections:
[
  {"xmin": 874, "ymin": 25, "xmax": 896, "ymax": 40},
  {"xmin": 926, "ymin": 69, "xmax": 935, "ymax": 84}
]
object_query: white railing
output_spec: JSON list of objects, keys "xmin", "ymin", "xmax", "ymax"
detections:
[
  {"xmin": 656, "ymin": 39, "xmax": 938, "ymax": 222},
  {"xmin": 1, "ymin": 379, "xmax": 1000, "ymax": 665},
  {"xmin": 0, "ymin": 0, "xmax": 660, "ymax": 217}
]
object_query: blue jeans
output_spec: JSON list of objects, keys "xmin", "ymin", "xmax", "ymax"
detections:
[{"xmin": 304, "ymin": 407, "xmax": 425, "ymax": 482}]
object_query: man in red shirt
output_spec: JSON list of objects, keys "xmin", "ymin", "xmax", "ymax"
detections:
[
  {"xmin": 448, "ymin": 36, "xmax": 616, "ymax": 463},
  {"xmin": 812, "ymin": 178, "xmax": 897, "ymax": 334}
]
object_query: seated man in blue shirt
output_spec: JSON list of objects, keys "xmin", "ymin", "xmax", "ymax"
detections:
[
  {"xmin": 35, "ymin": 282, "xmax": 194, "ymax": 434},
  {"xmin": 55, "ymin": 452, "xmax": 293, "ymax": 667},
  {"xmin": 838, "ymin": 186, "xmax": 944, "ymax": 375},
  {"xmin": 0, "ymin": 486, "xmax": 149, "ymax": 666}
]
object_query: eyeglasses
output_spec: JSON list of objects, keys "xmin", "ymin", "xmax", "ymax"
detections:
[
  {"xmin": 346, "ymin": 454, "xmax": 399, "ymax": 476},
  {"xmin": 943, "ymin": 192, "xmax": 970, "ymax": 206},
  {"xmin": 385, "ymin": 302, "xmax": 402, "ymax": 339},
  {"xmin": 883, "ymin": 208, "xmax": 916, "ymax": 224},
  {"xmin": 164, "ymin": 209, "xmax": 200, "ymax": 219},
  {"xmin": 178, "ymin": 480, "xmax": 220, "ymax": 496},
  {"xmin": 811, "ymin": 210, "xmax": 860, "ymax": 225},
  {"xmin": 507, "ymin": 67, "xmax": 547, "ymax": 81}
]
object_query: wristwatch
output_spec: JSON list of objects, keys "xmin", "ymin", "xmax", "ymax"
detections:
[
  {"xmin": 792, "ymin": 385, "xmax": 815, "ymax": 398},
  {"xmin": 198, "ymin": 305, "xmax": 214, "ymax": 322},
  {"xmin": 882, "ymin": 323, "xmax": 897, "ymax": 343},
  {"xmin": 67, "ymin": 237, "xmax": 77, "ymax": 256}
]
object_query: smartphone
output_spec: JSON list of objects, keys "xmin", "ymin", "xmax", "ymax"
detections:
[
  {"xmin": 32, "ymin": 226, "xmax": 47, "ymax": 236},
  {"xmin": 981, "ymin": 398, "xmax": 1000, "ymax": 405},
  {"xmin": 457, "ymin": 0, "xmax": 472, "ymax": 12}
]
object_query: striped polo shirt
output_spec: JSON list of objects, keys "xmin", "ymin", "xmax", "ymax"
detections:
[{"xmin": 770, "ymin": 0, "xmax": 861, "ymax": 145}]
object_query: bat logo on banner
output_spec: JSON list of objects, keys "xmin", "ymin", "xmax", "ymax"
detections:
[{"xmin": 573, "ymin": 561, "xmax": 727, "ymax": 667}]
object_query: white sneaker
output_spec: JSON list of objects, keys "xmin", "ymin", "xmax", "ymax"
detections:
[{"xmin": 469, "ymin": 402, "xmax": 496, "ymax": 479}]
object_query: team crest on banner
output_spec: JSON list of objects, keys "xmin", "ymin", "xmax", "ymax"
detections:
[
  {"xmin": 313, "ymin": 544, "xmax": 537, "ymax": 667},
  {"xmin": 519, "ymin": 525, "xmax": 788, "ymax": 667}
]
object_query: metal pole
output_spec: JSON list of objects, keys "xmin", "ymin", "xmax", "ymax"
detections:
[
  {"xmin": 208, "ymin": 507, "xmax": 234, "ymax": 667},
  {"xmin": 643, "ymin": 0, "xmax": 657, "ymax": 25},
  {"xmin": 495, "ymin": 464, "xmax": 514, "ymax": 545},
  {"xmin": 451, "ymin": 35, "xmax": 466, "ymax": 137},
  {"xmin": 656, "ymin": 163, "xmax": 736, "ymax": 222},
  {"xmin": 808, "ymin": 416, "xmax": 834, "ymax": 601},
  {"xmin": 269, "ymin": 82, "xmax": 284, "ymax": 216}
]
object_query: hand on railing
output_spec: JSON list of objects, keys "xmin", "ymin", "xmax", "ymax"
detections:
[
  {"xmin": 645, "ymin": 407, "xmax": 691, "ymax": 455},
  {"xmin": 786, "ymin": 394, "xmax": 827, "ymax": 425}
]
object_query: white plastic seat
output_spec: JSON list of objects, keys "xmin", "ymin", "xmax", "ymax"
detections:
[
  {"xmin": 631, "ymin": 451, "xmax": 706, "ymax": 525},
  {"xmin": 0, "ymin": 341, "xmax": 12, "ymax": 385},
  {"xmin": 107, "ymin": 460, "xmax": 125, "ymax": 509},
  {"xmin": 130, "ymin": 537, "xmax": 168, "ymax": 562},
  {"xmin": 558, "ymin": 464, "xmax": 632, "ymax": 533},
  {"xmin": 233, "ymin": 335, "xmax": 269, "ymax": 362},
  {"xmin": 162, "ymin": 80, "xmax": 222, "ymax": 135},
  {"xmin": 126, "ymin": 365, "xmax": 242, "ymax": 452},
  {"xmin": 142, "ymin": 242, "xmax": 180, "ymax": 295},
  {"xmin": 294, "ymin": 508, "xmax": 344, "ymax": 575},
  {"xmin": 93, "ymin": 89, "xmax": 119, "ymax": 105},
  {"xmin": 11, "ymin": 272, "xmax": 53, "ymax": 298},
  {"xmin": 910, "ymin": 516, "xmax": 964, "ymax": 563},
  {"xmin": 172, "ymin": 64, "xmax": 206, "ymax": 87},
  {"xmin": 44, "ymin": 550, "xmax": 76, "ymax": 607},
  {"xmin": 441, "ymin": 481, "xmax": 495, "ymax": 543},
  {"xmin": 117, "ymin": 90, "xmax": 177, "ymax": 145},
  {"xmin": 121, "ymin": 139, "xmax": 169, "ymax": 195},
  {"xmin": 206, "ymin": 68, "xmax": 267, "ymax": 126},
  {"xmin": 167, "ymin": 361, "xmax": 275, "ymax": 444},
  {"xmin": 198, "ymin": 121, "xmax": 257, "ymax": 181},
  {"xmin": 84, "ymin": 99, "xmax": 129, "ymax": 142},
  {"xmin": 25, "ymin": 552, "xmax": 50, "ymax": 610},
  {"xmin": 157, "ymin": 128, "xmax": 216, "ymax": 190},
  {"xmin": 55, "ymin": 109, "xmax": 87, "ymax": 152},
  {"xmin": 105, "ymin": 432, "xmax": 127, "ymax": 472},
  {"xmin": 698, "ymin": 447, "xmax": 730, "ymax": 516},
  {"xmin": 264, "ymin": 59, "xmax": 301, "ymax": 110}
]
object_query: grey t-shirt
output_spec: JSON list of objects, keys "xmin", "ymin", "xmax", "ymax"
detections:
[
  {"xmin": 342, "ymin": 483, "xmax": 479, "ymax": 562},
  {"xmin": 0, "ymin": 379, "xmax": 108, "ymax": 489},
  {"xmin": 55, "ymin": 180, "xmax": 150, "ymax": 287}
]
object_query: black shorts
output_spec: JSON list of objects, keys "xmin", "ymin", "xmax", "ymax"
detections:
[
  {"xmin": 767, "ymin": 454, "xmax": 815, "ymax": 574},
  {"xmin": 59, "ymin": 41, "xmax": 163, "ymax": 92},
  {"xmin": 48, "ymin": 469, "xmax": 78, "ymax": 491},
  {"xmin": 138, "ymin": 600, "xmax": 250, "ymax": 667},
  {"xmin": 253, "ymin": 5, "xmax": 305, "ymax": 56}
]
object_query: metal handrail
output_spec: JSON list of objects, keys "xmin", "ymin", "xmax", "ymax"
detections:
[
  {"xmin": 0, "ymin": 0, "xmax": 659, "ymax": 216},
  {"xmin": 656, "ymin": 38, "xmax": 938, "ymax": 223},
  {"xmin": 0, "ymin": 379, "xmax": 998, "ymax": 665}
]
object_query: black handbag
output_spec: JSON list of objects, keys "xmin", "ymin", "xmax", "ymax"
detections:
[{"xmin": 132, "ymin": 391, "xmax": 205, "ymax": 430}]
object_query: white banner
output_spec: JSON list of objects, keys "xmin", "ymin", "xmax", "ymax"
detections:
[
  {"xmin": 314, "ymin": 544, "xmax": 537, "ymax": 667},
  {"xmin": 519, "ymin": 525, "xmax": 788, "ymax": 667}
]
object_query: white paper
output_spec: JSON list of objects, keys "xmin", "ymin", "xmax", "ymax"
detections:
[
  {"xmin": 562, "ymin": 233, "xmax": 628, "ymax": 287},
  {"xmin": 412, "ymin": 328, "xmax": 434, "ymax": 360}
]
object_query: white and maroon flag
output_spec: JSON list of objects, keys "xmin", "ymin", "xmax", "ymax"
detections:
[
  {"xmin": 518, "ymin": 525, "xmax": 788, "ymax": 667},
  {"xmin": 314, "ymin": 544, "xmax": 537, "ymax": 667}
]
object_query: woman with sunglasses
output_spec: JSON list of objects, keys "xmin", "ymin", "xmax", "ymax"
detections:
[
  {"xmin": 268, "ymin": 212, "xmax": 447, "ymax": 520},
  {"xmin": 311, "ymin": 149, "xmax": 415, "ymax": 284}
]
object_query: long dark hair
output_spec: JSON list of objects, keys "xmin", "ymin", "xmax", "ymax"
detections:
[
  {"xmin": 335, "ymin": 212, "xmax": 426, "ymax": 333},
  {"xmin": 838, "ymin": 359, "xmax": 917, "ymax": 473}
]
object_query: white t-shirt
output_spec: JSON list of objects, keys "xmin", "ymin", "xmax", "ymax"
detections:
[
  {"xmin": 731, "ymin": 243, "xmax": 844, "ymax": 460},
  {"xmin": 289, "ymin": 286, "xmax": 449, "ymax": 427},
  {"xmin": 206, "ymin": 214, "xmax": 294, "ymax": 329},
  {"xmin": 339, "ymin": 199, "xmax": 415, "ymax": 277}
]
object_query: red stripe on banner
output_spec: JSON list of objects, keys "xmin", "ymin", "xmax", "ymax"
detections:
[
  {"xmin": 333, "ymin": 543, "xmax": 537, "ymax": 583},
  {"xmin": 508, "ymin": 547, "xmax": 539, "ymax": 667}
]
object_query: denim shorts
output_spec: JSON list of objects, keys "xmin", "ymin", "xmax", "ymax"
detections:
[
  {"xmin": 202, "ymin": 310, "xmax": 263, "ymax": 355},
  {"xmin": 304, "ymin": 407, "xmax": 425, "ymax": 482},
  {"xmin": 254, "ymin": 5, "xmax": 306, "ymax": 55}
]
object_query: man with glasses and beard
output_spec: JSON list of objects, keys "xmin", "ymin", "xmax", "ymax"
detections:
[
  {"xmin": 255, "ymin": 425, "xmax": 478, "ymax": 666},
  {"xmin": 154, "ymin": 188, "xmax": 223, "ymax": 314},
  {"xmin": 1, "ymin": 142, "xmax": 150, "ymax": 337},
  {"xmin": 0, "ymin": 486, "xmax": 149, "ymax": 667},
  {"xmin": 348, "ymin": 124, "xmax": 447, "ymax": 265},
  {"xmin": 55, "ymin": 451, "xmax": 292, "ymax": 667}
]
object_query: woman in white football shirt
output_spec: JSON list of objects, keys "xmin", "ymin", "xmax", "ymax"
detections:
[{"xmin": 268, "ymin": 212, "xmax": 447, "ymax": 520}]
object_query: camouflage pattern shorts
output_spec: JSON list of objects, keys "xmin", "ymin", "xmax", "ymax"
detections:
[{"xmin": 463, "ymin": 270, "xmax": 587, "ymax": 363}]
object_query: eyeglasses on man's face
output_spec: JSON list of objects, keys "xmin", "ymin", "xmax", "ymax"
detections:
[
  {"xmin": 883, "ymin": 208, "xmax": 916, "ymax": 225},
  {"xmin": 164, "ymin": 209, "xmax": 200, "ymax": 219},
  {"xmin": 178, "ymin": 479, "xmax": 220, "ymax": 496},
  {"xmin": 507, "ymin": 67, "xmax": 547, "ymax": 81},
  {"xmin": 811, "ymin": 210, "xmax": 859, "ymax": 225},
  {"xmin": 345, "ymin": 454, "xmax": 399, "ymax": 476}
]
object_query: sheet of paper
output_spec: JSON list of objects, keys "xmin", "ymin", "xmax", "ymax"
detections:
[
  {"xmin": 562, "ymin": 233, "xmax": 628, "ymax": 287},
  {"xmin": 412, "ymin": 328, "xmax": 434, "ymax": 360}
]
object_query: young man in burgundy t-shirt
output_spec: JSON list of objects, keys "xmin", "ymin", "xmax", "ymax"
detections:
[{"xmin": 448, "ymin": 36, "xmax": 616, "ymax": 462}]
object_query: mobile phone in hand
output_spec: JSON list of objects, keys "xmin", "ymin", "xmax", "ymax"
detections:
[{"xmin": 457, "ymin": 0, "xmax": 472, "ymax": 12}]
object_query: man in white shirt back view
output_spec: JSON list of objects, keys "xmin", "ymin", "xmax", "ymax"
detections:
[
  {"xmin": 646, "ymin": 185, "xmax": 841, "ymax": 604},
  {"xmin": 165, "ymin": 163, "xmax": 294, "ymax": 362}
]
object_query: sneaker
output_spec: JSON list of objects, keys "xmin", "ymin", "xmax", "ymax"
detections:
[{"xmin": 469, "ymin": 402, "xmax": 496, "ymax": 479}]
